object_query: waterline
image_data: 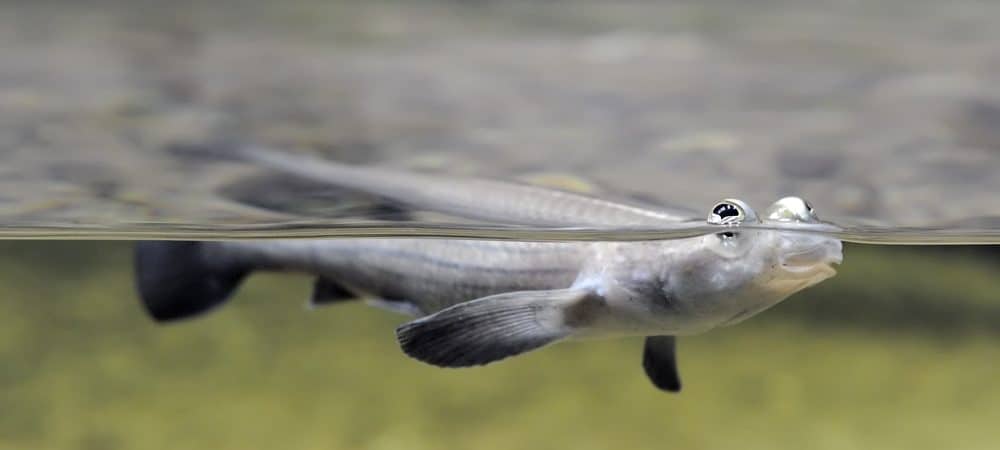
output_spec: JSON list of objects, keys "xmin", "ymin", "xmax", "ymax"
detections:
[{"xmin": 1, "ymin": 221, "xmax": 996, "ymax": 245}]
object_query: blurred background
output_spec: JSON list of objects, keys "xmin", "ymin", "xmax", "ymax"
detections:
[{"xmin": 1, "ymin": 1, "xmax": 999, "ymax": 449}]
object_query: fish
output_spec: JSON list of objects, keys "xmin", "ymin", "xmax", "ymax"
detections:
[{"xmin": 135, "ymin": 145, "xmax": 843, "ymax": 393}]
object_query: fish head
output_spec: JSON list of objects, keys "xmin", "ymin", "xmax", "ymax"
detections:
[{"xmin": 687, "ymin": 197, "xmax": 842, "ymax": 324}]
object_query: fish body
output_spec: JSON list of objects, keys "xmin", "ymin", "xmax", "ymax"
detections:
[
  {"xmin": 208, "ymin": 239, "xmax": 583, "ymax": 314},
  {"xmin": 137, "ymin": 147, "xmax": 844, "ymax": 393},
  {"xmin": 183, "ymin": 233, "xmax": 837, "ymax": 336}
]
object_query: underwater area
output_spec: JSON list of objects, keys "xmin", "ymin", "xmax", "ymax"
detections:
[{"xmin": 1, "ymin": 0, "xmax": 999, "ymax": 449}]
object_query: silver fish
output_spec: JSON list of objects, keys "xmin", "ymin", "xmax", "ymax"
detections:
[{"xmin": 136, "ymin": 147, "xmax": 843, "ymax": 393}]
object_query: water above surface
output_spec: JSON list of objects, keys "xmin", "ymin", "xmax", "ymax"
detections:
[{"xmin": 1, "ymin": 0, "xmax": 998, "ymax": 245}]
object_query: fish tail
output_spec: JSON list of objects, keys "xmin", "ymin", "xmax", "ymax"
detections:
[{"xmin": 134, "ymin": 241, "xmax": 249, "ymax": 322}]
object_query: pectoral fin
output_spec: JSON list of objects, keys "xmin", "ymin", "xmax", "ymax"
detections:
[
  {"xmin": 643, "ymin": 336, "xmax": 682, "ymax": 392},
  {"xmin": 395, "ymin": 288, "xmax": 602, "ymax": 367}
]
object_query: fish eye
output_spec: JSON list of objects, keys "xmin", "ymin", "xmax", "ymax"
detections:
[
  {"xmin": 716, "ymin": 231, "xmax": 738, "ymax": 240},
  {"xmin": 707, "ymin": 199, "xmax": 759, "ymax": 225},
  {"xmin": 714, "ymin": 203, "xmax": 741, "ymax": 221},
  {"xmin": 764, "ymin": 196, "xmax": 819, "ymax": 223}
]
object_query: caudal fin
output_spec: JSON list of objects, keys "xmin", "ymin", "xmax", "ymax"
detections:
[{"xmin": 134, "ymin": 241, "xmax": 249, "ymax": 322}]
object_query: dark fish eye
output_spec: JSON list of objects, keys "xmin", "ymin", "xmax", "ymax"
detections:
[
  {"xmin": 713, "ymin": 203, "xmax": 741, "ymax": 220},
  {"xmin": 709, "ymin": 201, "xmax": 746, "ymax": 225},
  {"xmin": 708, "ymin": 198, "xmax": 758, "ymax": 225},
  {"xmin": 717, "ymin": 231, "xmax": 737, "ymax": 240}
]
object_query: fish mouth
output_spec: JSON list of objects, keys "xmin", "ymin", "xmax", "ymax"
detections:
[{"xmin": 779, "ymin": 241, "xmax": 843, "ymax": 277}]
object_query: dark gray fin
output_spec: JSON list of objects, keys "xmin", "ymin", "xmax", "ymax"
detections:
[
  {"xmin": 642, "ymin": 336, "xmax": 682, "ymax": 393},
  {"xmin": 395, "ymin": 288, "xmax": 600, "ymax": 367},
  {"xmin": 134, "ymin": 241, "xmax": 249, "ymax": 323},
  {"xmin": 309, "ymin": 277, "xmax": 358, "ymax": 307}
]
